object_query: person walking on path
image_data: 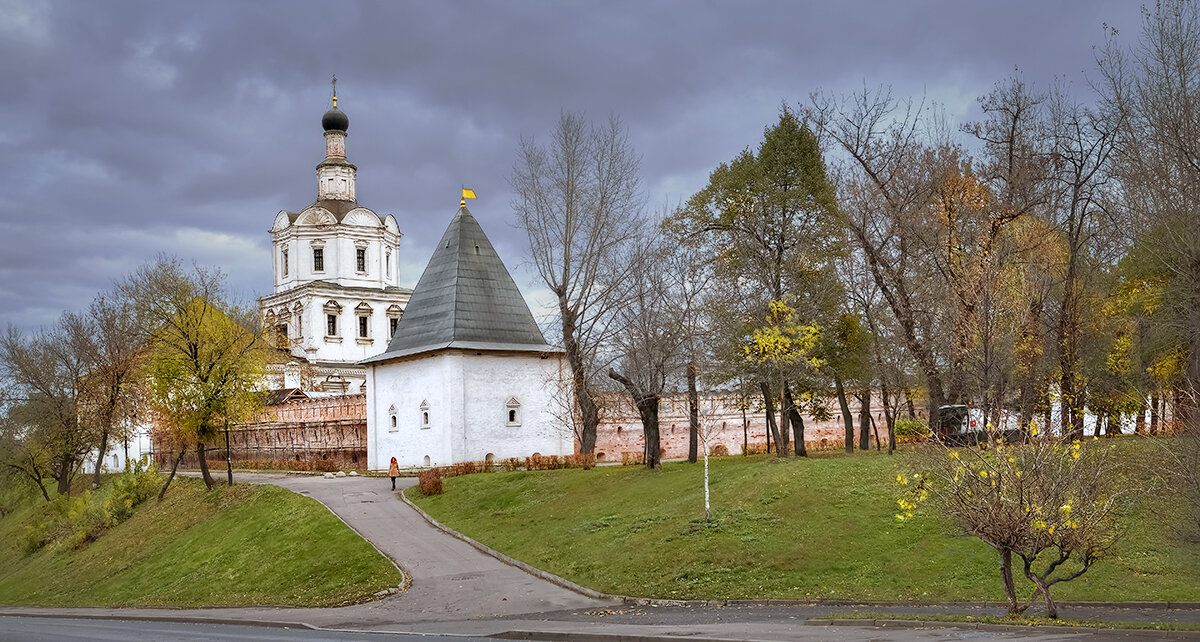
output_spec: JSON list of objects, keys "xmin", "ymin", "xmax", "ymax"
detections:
[{"xmin": 388, "ymin": 457, "xmax": 400, "ymax": 491}]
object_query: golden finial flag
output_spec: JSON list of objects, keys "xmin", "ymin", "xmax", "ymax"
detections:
[{"xmin": 460, "ymin": 187, "xmax": 477, "ymax": 206}]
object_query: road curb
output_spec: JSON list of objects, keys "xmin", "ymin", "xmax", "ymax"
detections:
[
  {"xmin": 399, "ymin": 489, "xmax": 619, "ymax": 603},
  {"xmin": 0, "ymin": 612, "xmax": 319, "ymax": 630},
  {"xmin": 491, "ymin": 631, "xmax": 735, "ymax": 642},
  {"xmin": 805, "ymin": 617, "xmax": 1200, "ymax": 638}
]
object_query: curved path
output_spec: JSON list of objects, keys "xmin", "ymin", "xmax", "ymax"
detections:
[{"xmin": 263, "ymin": 473, "xmax": 612, "ymax": 623}]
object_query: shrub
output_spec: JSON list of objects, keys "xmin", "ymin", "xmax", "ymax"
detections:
[
  {"xmin": 711, "ymin": 444, "xmax": 729, "ymax": 456},
  {"xmin": 894, "ymin": 416, "xmax": 930, "ymax": 443},
  {"xmin": 103, "ymin": 457, "xmax": 159, "ymax": 523},
  {"xmin": 418, "ymin": 469, "xmax": 442, "ymax": 495},
  {"xmin": 743, "ymin": 443, "xmax": 768, "ymax": 455},
  {"xmin": 621, "ymin": 451, "xmax": 644, "ymax": 466},
  {"xmin": 500, "ymin": 457, "xmax": 523, "ymax": 472}
]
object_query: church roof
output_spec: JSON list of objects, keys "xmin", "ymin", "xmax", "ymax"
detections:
[
  {"xmin": 362, "ymin": 205, "xmax": 559, "ymax": 363},
  {"xmin": 284, "ymin": 199, "xmax": 385, "ymax": 225}
]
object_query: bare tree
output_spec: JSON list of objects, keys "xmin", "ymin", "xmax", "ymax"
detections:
[
  {"xmin": 0, "ymin": 320, "xmax": 95, "ymax": 496},
  {"xmin": 607, "ymin": 232, "xmax": 704, "ymax": 469},
  {"xmin": 75, "ymin": 289, "xmax": 148, "ymax": 487},
  {"xmin": 512, "ymin": 112, "xmax": 644, "ymax": 454}
]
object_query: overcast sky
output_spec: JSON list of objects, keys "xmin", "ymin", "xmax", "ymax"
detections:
[{"xmin": 0, "ymin": 0, "xmax": 1146, "ymax": 333}]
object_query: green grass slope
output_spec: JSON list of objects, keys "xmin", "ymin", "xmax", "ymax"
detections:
[
  {"xmin": 410, "ymin": 450, "xmax": 1200, "ymax": 602},
  {"xmin": 0, "ymin": 477, "xmax": 403, "ymax": 607}
]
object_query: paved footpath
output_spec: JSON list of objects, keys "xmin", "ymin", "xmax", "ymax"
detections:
[{"xmin": 3, "ymin": 472, "xmax": 1200, "ymax": 641}]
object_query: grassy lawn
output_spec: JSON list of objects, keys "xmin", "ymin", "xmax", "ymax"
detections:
[
  {"xmin": 0, "ymin": 477, "xmax": 404, "ymax": 607},
  {"xmin": 409, "ymin": 448, "xmax": 1200, "ymax": 602}
]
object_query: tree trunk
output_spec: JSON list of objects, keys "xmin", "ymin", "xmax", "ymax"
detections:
[
  {"xmin": 1000, "ymin": 549, "xmax": 1019, "ymax": 615},
  {"xmin": 783, "ymin": 383, "xmax": 807, "ymax": 457},
  {"xmin": 858, "ymin": 390, "xmax": 871, "ymax": 450},
  {"xmin": 687, "ymin": 362, "xmax": 699, "ymax": 464},
  {"xmin": 197, "ymin": 439, "xmax": 216, "ymax": 489},
  {"xmin": 742, "ymin": 406, "xmax": 748, "ymax": 456},
  {"xmin": 880, "ymin": 381, "xmax": 895, "ymax": 454},
  {"xmin": 159, "ymin": 446, "xmax": 187, "ymax": 502},
  {"xmin": 93, "ymin": 428, "xmax": 111, "ymax": 489},
  {"xmin": 759, "ymin": 381, "xmax": 784, "ymax": 457},
  {"xmin": 1151, "ymin": 393, "xmax": 1160, "ymax": 434},
  {"xmin": 778, "ymin": 379, "xmax": 790, "ymax": 456},
  {"xmin": 835, "ymin": 377, "xmax": 854, "ymax": 454},
  {"xmin": 1136, "ymin": 398, "xmax": 1147, "ymax": 434},
  {"xmin": 55, "ymin": 454, "xmax": 75, "ymax": 496},
  {"xmin": 609, "ymin": 369, "xmax": 661, "ymax": 469},
  {"xmin": 561, "ymin": 302, "xmax": 600, "ymax": 453}
]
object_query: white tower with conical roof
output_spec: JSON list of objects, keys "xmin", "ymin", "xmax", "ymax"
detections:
[{"xmin": 362, "ymin": 203, "xmax": 568, "ymax": 469}]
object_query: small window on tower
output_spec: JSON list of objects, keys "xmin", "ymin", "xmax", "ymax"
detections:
[
  {"xmin": 313, "ymin": 248, "xmax": 324, "ymax": 272},
  {"xmin": 506, "ymin": 397, "xmax": 521, "ymax": 427},
  {"xmin": 275, "ymin": 323, "xmax": 288, "ymax": 350},
  {"xmin": 356, "ymin": 248, "xmax": 366, "ymax": 273},
  {"xmin": 358, "ymin": 315, "xmax": 368, "ymax": 338},
  {"xmin": 389, "ymin": 317, "xmax": 398, "ymax": 338},
  {"xmin": 326, "ymin": 313, "xmax": 337, "ymax": 337},
  {"xmin": 282, "ymin": 249, "xmax": 289, "ymax": 277}
]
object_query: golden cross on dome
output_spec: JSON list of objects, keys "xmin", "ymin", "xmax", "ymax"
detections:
[{"xmin": 331, "ymin": 74, "xmax": 338, "ymax": 108}]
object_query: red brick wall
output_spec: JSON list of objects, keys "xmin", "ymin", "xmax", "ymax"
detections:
[{"xmin": 592, "ymin": 392, "xmax": 891, "ymax": 462}]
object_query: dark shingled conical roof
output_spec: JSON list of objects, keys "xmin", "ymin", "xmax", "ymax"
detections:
[{"xmin": 362, "ymin": 206, "xmax": 558, "ymax": 362}]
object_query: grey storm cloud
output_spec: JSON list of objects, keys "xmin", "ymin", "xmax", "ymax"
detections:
[{"xmin": 0, "ymin": 0, "xmax": 1144, "ymax": 331}]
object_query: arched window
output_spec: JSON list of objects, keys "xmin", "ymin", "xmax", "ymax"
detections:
[
  {"xmin": 420, "ymin": 400, "xmax": 430, "ymax": 429},
  {"xmin": 506, "ymin": 397, "xmax": 521, "ymax": 426},
  {"xmin": 423, "ymin": 455, "xmax": 431, "ymax": 467},
  {"xmin": 388, "ymin": 405, "xmax": 398, "ymax": 432}
]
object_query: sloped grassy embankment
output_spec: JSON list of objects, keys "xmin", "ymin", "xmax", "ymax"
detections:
[
  {"xmin": 410, "ymin": 448, "xmax": 1200, "ymax": 602},
  {"xmin": 0, "ymin": 476, "xmax": 403, "ymax": 607}
]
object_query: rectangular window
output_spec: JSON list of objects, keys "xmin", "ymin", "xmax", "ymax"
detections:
[
  {"xmin": 326, "ymin": 313, "xmax": 337, "ymax": 337},
  {"xmin": 356, "ymin": 248, "xmax": 366, "ymax": 273},
  {"xmin": 358, "ymin": 315, "xmax": 368, "ymax": 338},
  {"xmin": 313, "ymin": 248, "xmax": 324, "ymax": 272},
  {"xmin": 389, "ymin": 317, "xmax": 398, "ymax": 338},
  {"xmin": 386, "ymin": 252, "xmax": 391, "ymax": 278},
  {"xmin": 282, "ymin": 250, "xmax": 289, "ymax": 277},
  {"xmin": 275, "ymin": 324, "xmax": 288, "ymax": 350}
]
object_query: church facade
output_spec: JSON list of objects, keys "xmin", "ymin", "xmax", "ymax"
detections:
[{"xmin": 257, "ymin": 97, "xmax": 411, "ymax": 393}]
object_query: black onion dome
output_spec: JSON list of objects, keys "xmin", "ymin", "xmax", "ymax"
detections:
[{"xmin": 321, "ymin": 106, "xmax": 349, "ymax": 132}]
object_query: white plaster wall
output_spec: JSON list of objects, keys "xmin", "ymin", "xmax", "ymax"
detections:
[
  {"xmin": 272, "ymin": 223, "xmax": 401, "ymax": 294},
  {"xmin": 459, "ymin": 352, "xmax": 570, "ymax": 462},
  {"xmin": 367, "ymin": 350, "xmax": 569, "ymax": 470},
  {"xmin": 369, "ymin": 352, "xmax": 456, "ymax": 468}
]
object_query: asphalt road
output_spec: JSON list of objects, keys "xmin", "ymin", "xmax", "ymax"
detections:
[
  {"xmin": 0, "ymin": 616, "xmax": 496, "ymax": 641},
  {"xmin": 2, "ymin": 614, "xmax": 1188, "ymax": 642}
]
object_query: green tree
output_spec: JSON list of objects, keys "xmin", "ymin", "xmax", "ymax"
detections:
[
  {"xmin": 122, "ymin": 257, "xmax": 273, "ymax": 495},
  {"xmin": 673, "ymin": 108, "xmax": 841, "ymax": 454}
]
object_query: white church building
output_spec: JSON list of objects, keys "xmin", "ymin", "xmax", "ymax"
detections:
[
  {"xmin": 258, "ymin": 90, "xmax": 571, "ymax": 469},
  {"xmin": 257, "ymin": 93, "xmax": 411, "ymax": 394},
  {"xmin": 361, "ymin": 203, "xmax": 570, "ymax": 469}
]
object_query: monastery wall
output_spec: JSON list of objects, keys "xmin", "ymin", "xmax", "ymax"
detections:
[
  {"xmin": 593, "ymin": 391, "xmax": 893, "ymax": 462},
  {"xmin": 153, "ymin": 394, "xmax": 368, "ymax": 471}
]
